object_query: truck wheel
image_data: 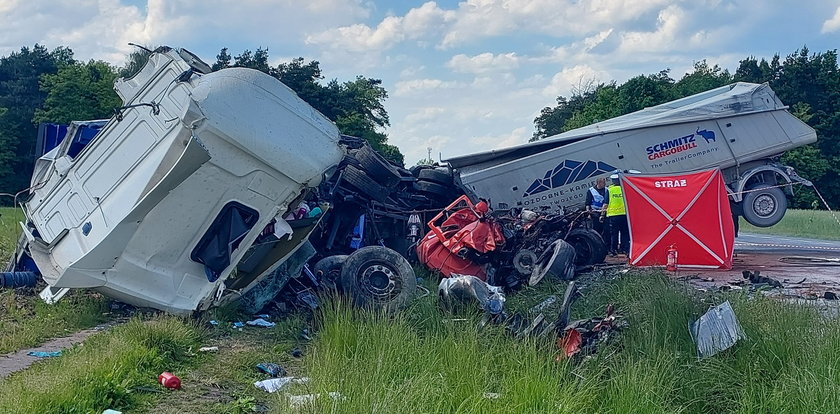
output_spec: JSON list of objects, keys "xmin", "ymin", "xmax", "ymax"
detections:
[
  {"xmin": 742, "ymin": 184, "xmax": 787, "ymax": 227},
  {"xmin": 340, "ymin": 246, "xmax": 416, "ymax": 311},
  {"xmin": 354, "ymin": 145, "xmax": 401, "ymax": 188},
  {"xmin": 565, "ymin": 228, "xmax": 607, "ymax": 266},
  {"xmin": 530, "ymin": 239, "xmax": 576, "ymax": 285},
  {"xmin": 413, "ymin": 181, "xmax": 452, "ymax": 198},
  {"xmin": 313, "ymin": 255, "xmax": 348, "ymax": 290},
  {"xmin": 513, "ymin": 249, "xmax": 538, "ymax": 276},
  {"xmin": 342, "ymin": 165, "xmax": 391, "ymax": 202},
  {"xmin": 418, "ymin": 168, "xmax": 453, "ymax": 185}
]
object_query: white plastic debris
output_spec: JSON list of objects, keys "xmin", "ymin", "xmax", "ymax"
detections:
[
  {"xmin": 690, "ymin": 301, "xmax": 746, "ymax": 359},
  {"xmin": 246, "ymin": 318, "xmax": 276, "ymax": 328},
  {"xmin": 254, "ymin": 377, "xmax": 293, "ymax": 393},
  {"xmin": 483, "ymin": 392, "xmax": 501, "ymax": 399},
  {"xmin": 198, "ymin": 346, "xmax": 218, "ymax": 352},
  {"xmin": 289, "ymin": 394, "xmax": 318, "ymax": 408}
]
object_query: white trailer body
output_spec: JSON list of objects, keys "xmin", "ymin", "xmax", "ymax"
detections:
[
  {"xmin": 447, "ymin": 83, "xmax": 816, "ymax": 226},
  {"xmin": 19, "ymin": 48, "xmax": 344, "ymax": 313}
]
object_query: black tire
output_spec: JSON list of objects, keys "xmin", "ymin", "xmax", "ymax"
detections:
[
  {"xmin": 342, "ymin": 165, "xmax": 391, "ymax": 202},
  {"xmin": 513, "ymin": 249, "xmax": 538, "ymax": 276},
  {"xmin": 418, "ymin": 168, "xmax": 453, "ymax": 185},
  {"xmin": 530, "ymin": 239, "xmax": 576, "ymax": 285},
  {"xmin": 340, "ymin": 246, "xmax": 417, "ymax": 311},
  {"xmin": 742, "ymin": 184, "xmax": 787, "ymax": 227},
  {"xmin": 565, "ymin": 228, "xmax": 607, "ymax": 266},
  {"xmin": 313, "ymin": 255, "xmax": 348, "ymax": 290},
  {"xmin": 354, "ymin": 145, "xmax": 401, "ymax": 188},
  {"xmin": 413, "ymin": 180, "xmax": 451, "ymax": 197}
]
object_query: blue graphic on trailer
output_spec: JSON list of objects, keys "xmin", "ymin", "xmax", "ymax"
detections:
[
  {"xmin": 523, "ymin": 160, "xmax": 617, "ymax": 197},
  {"xmin": 695, "ymin": 128, "xmax": 716, "ymax": 143}
]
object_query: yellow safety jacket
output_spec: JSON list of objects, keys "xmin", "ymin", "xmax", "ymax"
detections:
[{"xmin": 605, "ymin": 185, "xmax": 626, "ymax": 217}]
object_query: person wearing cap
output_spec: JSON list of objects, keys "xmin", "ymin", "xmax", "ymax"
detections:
[
  {"xmin": 602, "ymin": 173, "xmax": 629, "ymax": 256},
  {"xmin": 585, "ymin": 177, "xmax": 608, "ymax": 240}
]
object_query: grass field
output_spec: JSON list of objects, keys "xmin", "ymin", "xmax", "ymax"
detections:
[{"xmin": 741, "ymin": 208, "xmax": 840, "ymax": 240}]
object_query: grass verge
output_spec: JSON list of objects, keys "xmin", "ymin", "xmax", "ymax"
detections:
[
  {"xmin": 279, "ymin": 272, "xmax": 840, "ymax": 413},
  {"xmin": 0, "ymin": 316, "xmax": 201, "ymax": 414},
  {"xmin": 0, "ymin": 289, "xmax": 108, "ymax": 354},
  {"xmin": 740, "ymin": 208, "xmax": 840, "ymax": 240}
]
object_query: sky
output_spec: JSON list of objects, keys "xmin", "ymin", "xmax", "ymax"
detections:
[{"xmin": 2, "ymin": 0, "xmax": 840, "ymax": 164}]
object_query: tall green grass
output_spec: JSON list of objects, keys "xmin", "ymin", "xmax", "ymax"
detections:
[
  {"xmin": 741, "ymin": 208, "xmax": 840, "ymax": 240},
  {"xmin": 282, "ymin": 273, "xmax": 840, "ymax": 413},
  {"xmin": 0, "ymin": 206, "xmax": 24, "ymax": 258},
  {"xmin": 0, "ymin": 317, "xmax": 201, "ymax": 414}
]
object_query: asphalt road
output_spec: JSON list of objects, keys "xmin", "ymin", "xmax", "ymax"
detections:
[{"xmin": 735, "ymin": 233, "xmax": 840, "ymax": 256}]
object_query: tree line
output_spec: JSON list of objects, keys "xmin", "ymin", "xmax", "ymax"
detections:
[
  {"xmin": 533, "ymin": 47, "xmax": 840, "ymax": 209},
  {"xmin": 0, "ymin": 45, "xmax": 402, "ymax": 202}
]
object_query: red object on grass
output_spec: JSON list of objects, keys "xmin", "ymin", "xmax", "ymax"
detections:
[
  {"xmin": 158, "ymin": 371, "xmax": 181, "ymax": 389},
  {"xmin": 416, "ymin": 195, "xmax": 504, "ymax": 280},
  {"xmin": 623, "ymin": 169, "xmax": 734, "ymax": 269}
]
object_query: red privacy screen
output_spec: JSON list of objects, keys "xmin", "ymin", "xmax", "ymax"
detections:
[{"xmin": 623, "ymin": 169, "xmax": 734, "ymax": 269}]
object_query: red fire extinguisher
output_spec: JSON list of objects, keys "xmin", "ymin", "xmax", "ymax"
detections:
[
  {"xmin": 158, "ymin": 371, "xmax": 181, "ymax": 389},
  {"xmin": 666, "ymin": 244, "xmax": 678, "ymax": 272}
]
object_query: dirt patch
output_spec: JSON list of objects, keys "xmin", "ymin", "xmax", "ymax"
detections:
[{"xmin": 0, "ymin": 321, "xmax": 120, "ymax": 378}]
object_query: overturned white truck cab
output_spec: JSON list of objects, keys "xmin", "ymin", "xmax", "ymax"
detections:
[{"xmin": 17, "ymin": 48, "xmax": 345, "ymax": 313}]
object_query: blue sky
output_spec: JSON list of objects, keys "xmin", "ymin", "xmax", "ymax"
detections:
[{"xmin": 2, "ymin": 0, "xmax": 839, "ymax": 164}]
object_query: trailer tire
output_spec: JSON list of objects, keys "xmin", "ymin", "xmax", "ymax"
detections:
[
  {"xmin": 354, "ymin": 145, "xmax": 401, "ymax": 188},
  {"xmin": 340, "ymin": 246, "xmax": 416, "ymax": 311},
  {"xmin": 565, "ymin": 228, "xmax": 607, "ymax": 266},
  {"xmin": 313, "ymin": 255, "xmax": 348, "ymax": 290},
  {"xmin": 418, "ymin": 168, "xmax": 453, "ymax": 185},
  {"xmin": 342, "ymin": 165, "xmax": 391, "ymax": 202},
  {"xmin": 530, "ymin": 239, "xmax": 576, "ymax": 285},
  {"xmin": 742, "ymin": 184, "xmax": 787, "ymax": 227},
  {"xmin": 413, "ymin": 181, "xmax": 451, "ymax": 197}
]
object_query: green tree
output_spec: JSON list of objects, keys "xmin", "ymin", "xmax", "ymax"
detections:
[
  {"xmin": 674, "ymin": 60, "xmax": 732, "ymax": 96},
  {"xmin": 211, "ymin": 47, "xmax": 232, "ymax": 71},
  {"xmin": 0, "ymin": 44, "xmax": 73, "ymax": 198},
  {"xmin": 34, "ymin": 60, "xmax": 122, "ymax": 124}
]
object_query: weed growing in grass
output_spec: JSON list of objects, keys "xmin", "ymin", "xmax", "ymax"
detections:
[{"xmin": 0, "ymin": 316, "xmax": 201, "ymax": 414}]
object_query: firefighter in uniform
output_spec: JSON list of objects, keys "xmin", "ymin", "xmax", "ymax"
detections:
[{"xmin": 602, "ymin": 173, "xmax": 629, "ymax": 256}]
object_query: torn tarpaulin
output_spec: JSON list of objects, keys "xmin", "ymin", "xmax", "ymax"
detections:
[{"xmin": 690, "ymin": 301, "xmax": 745, "ymax": 359}]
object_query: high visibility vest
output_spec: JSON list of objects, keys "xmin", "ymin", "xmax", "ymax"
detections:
[{"xmin": 606, "ymin": 185, "xmax": 626, "ymax": 217}]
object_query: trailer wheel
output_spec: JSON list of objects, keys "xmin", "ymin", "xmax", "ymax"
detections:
[
  {"xmin": 565, "ymin": 228, "xmax": 607, "ymax": 266},
  {"xmin": 340, "ymin": 246, "xmax": 416, "ymax": 311},
  {"xmin": 530, "ymin": 239, "xmax": 576, "ymax": 285},
  {"xmin": 354, "ymin": 145, "xmax": 401, "ymax": 188},
  {"xmin": 418, "ymin": 168, "xmax": 453, "ymax": 185},
  {"xmin": 742, "ymin": 184, "xmax": 787, "ymax": 227},
  {"xmin": 342, "ymin": 165, "xmax": 391, "ymax": 202},
  {"xmin": 313, "ymin": 255, "xmax": 348, "ymax": 290}
]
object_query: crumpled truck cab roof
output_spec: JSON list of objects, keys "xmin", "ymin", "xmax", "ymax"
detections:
[{"xmin": 19, "ymin": 47, "xmax": 345, "ymax": 313}]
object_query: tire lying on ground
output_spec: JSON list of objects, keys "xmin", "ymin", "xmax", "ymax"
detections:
[
  {"xmin": 340, "ymin": 246, "xmax": 417, "ymax": 311},
  {"xmin": 313, "ymin": 255, "xmax": 348, "ymax": 290},
  {"xmin": 564, "ymin": 228, "xmax": 607, "ymax": 266},
  {"xmin": 741, "ymin": 183, "xmax": 787, "ymax": 227},
  {"xmin": 342, "ymin": 165, "xmax": 391, "ymax": 202},
  {"xmin": 353, "ymin": 145, "xmax": 401, "ymax": 188},
  {"xmin": 530, "ymin": 239, "xmax": 577, "ymax": 285},
  {"xmin": 417, "ymin": 167, "xmax": 453, "ymax": 185}
]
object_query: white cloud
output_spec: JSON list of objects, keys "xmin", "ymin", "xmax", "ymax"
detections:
[
  {"xmin": 306, "ymin": 1, "xmax": 453, "ymax": 52},
  {"xmin": 543, "ymin": 65, "xmax": 610, "ymax": 97},
  {"xmin": 469, "ymin": 127, "xmax": 530, "ymax": 149},
  {"xmin": 822, "ymin": 6, "xmax": 840, "ymax": 33},
  {"xmin": 447, "ymin": 52, "xmax": 519, "ymax": 74},
  {"xmin": 393, "ymin": 78, "xmax": 458, "ymax": 96},
  {"xmin": 0, "ymin": 0, "xmax": 371, "ymax": 64}
]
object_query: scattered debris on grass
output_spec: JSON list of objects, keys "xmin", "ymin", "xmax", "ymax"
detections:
[
  {"xmin": 690, "ymin": 301, "xmax": 746, "ymax": 358},
  {"xmin": 26, "ymin": 351, "xmax": 61, "ymax": 358},
  {"xmin": 255, "ymin": 363, "xmax": 286, "ymax": 378}
]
